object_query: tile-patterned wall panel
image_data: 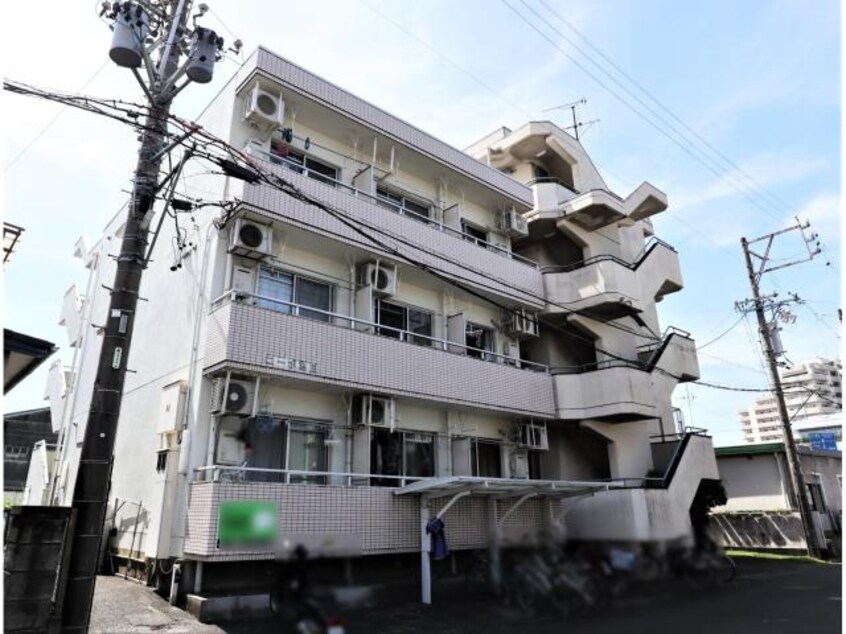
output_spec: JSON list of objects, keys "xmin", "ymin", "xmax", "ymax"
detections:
[
  {"xmin": 184, "ymin": 482, "xmax": 549, "ymax": 561},
  {"xmin": 254, "ymin": 48, "xmax": 532, "ymax": 207},
  {"xmin": 205, "ymin": 302, "xmax": 556, "ymax": 417},
  {"xmin": 240, "ymin": 166, "xmax": 544, "ymax": 308}
]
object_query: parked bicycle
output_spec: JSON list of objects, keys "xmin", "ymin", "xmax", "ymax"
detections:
[{"xmin": 668, "ymin": 546, "xmax": 736, "ymax": 589}]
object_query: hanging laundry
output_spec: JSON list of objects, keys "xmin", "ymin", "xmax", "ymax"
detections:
[{"xmin": 426, "ymin": 517, "xmax": 449, "ymax": 560}]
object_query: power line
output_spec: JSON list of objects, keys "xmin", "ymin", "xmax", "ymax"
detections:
[
  {"xmin": 6, "ymin": 79, "xmax": 781, "ymax": 399},
  {"xmin": 534, "ymin": 0, "xmax": 799, "ymax": 219},
  {"xmin": 501, "ymin": 0, "xmax": 791, "ymax": 224},
  {"xmin": 357, "ymin": 0, "xmax": 530, "ymax": 120},
  {"xmin": 696, "ymin": 314, "xmax": 745, "ymax": 350},
  {"xmin": 5, "ymin": 60, "xmax": 111, "ymax": 170}
]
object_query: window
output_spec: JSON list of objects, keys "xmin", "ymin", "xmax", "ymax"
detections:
[
  {"xmin": 287, "ymin": 421, "xmax": 328, "ymax": 484},
  {"xmin": 256, "ymin": 266, "xmax": 333, "ymax": 321},
  {"xmin": 806, "ymin": 483, "xmax": 826, "ymax": 512},
  {"xmin": 461, "ymin": 220, "xmax": 488, "ymax": 247},
  {"xmin": 4, "ymin": 446, "xmax": 27, "ymax": 459},
  {"xmin": 471, "ymin": 441, "xmax": 502, "ymax": 478},
  {"xmin": 533, "ymin": 164, "xmax": 549, "ymax": 179},
  {"xmin": 528, "ymin": 451, "xmax": 543, "ymax": 480},
  {"xmin": 371, "ymin": 428, "xmax": 434, "ymax": 486},
  {"xmin": 243, "ymin": 417, "xmax": 329, "ymax": 484},
  {"xmin": 156, "ymin": 450, "xmax": 168, "ymax": 472},
  {"xmin": 376, "ymin": 186, "xmax": 431, "ymax": 223},
  {"xmin": 375, "ymin": 299, "xmax": 433, "ymax": 345},
  {"xmin": 269, "ymin": 140, "xmax": 338, "ymax": 186},
  {"xmin": 465, "ymin": 322, "xmax": 493, "ymax": 359}
]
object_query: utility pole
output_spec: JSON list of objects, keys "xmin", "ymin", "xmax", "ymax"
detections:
[
  {"xmin": 61, "ymin": 1, "xmax": 228, "ymax": 629},
  {"xmin": 738, "ymin": 219, "xmax": 823, "ymax": 558}
]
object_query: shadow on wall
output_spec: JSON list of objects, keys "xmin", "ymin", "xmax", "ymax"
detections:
[{"xmin": 712, "ymin": 511, "xmax": 806, "ymax": 550}]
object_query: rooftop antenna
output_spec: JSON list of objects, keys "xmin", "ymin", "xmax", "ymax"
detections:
[{"xmin": 543, "ymin": 98, "xmax": 599, "ymax": 141}]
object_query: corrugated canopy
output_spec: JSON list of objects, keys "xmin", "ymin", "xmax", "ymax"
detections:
[{"xmin": 393, "ymin": 476, "xmax": 618, "ymax": 500}]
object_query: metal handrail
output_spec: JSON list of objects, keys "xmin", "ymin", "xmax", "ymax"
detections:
[
  {"xmin": 195, "ymin": 464, "xmax": 433, "ymax": 487},
  {"xmin": 195, "ymin": 465, "xmax": 631, "ymax": 491},
  {"xmin": 636, "ymin": 326, "xmax": 693, "ymax": 353},
  {"xmin": 253, "ymin": 148, "xmax": 539, "ymax": 268},
  {"xmin": 214, "ymin": 290, "xmax": 550, "ymax": 373},
  {"xmin": 539, "ymin": 236, "xmax": 678, "ymax": 275}
]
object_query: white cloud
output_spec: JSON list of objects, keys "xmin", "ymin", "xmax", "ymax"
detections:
[{"xmin": 791, "ymin": 191, "xmax": 841, "ymax": 244}]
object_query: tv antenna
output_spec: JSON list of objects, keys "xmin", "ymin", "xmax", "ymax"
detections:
[{"xmin": 543, "ymin": 98, "xmax": 599, "ymax": 141}]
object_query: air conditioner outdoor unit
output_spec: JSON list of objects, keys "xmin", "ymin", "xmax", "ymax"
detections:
[
  {"xmin": 231, "ymin": 218, "xmax": 272, "ymax": 257},
  {"xmin": 499, "ymin": 208, "xmax": 529, "ymax": 238},
  {"xmin": 355, "ymin": 393, "xmax": 395, "ymax": 429},
  {"xmin": 210, "ymin": 377, "xmax": 255, "ymax": 416},
  {"xmin": 504, "ymin": 309, "xmax": 539, "ymax": 339},
  {"xmin": 360, "ymin": 261, "xmax": 397, "ymax": 297},
  {"xmin": 244, "ymin": 85, "xmax": 285, "ymax": 130},
  {"xmin": 520, "ymin": 421, "xmax": 549, "ymax": 450}
]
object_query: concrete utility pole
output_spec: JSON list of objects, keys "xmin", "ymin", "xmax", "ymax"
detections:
[
  {"xmin": 738, "ymin": 221, "xmax": 823, "ymax": 559},
  {"xmin": 61, "ymin": 1, "xmax": 226, "ymax": 629}
]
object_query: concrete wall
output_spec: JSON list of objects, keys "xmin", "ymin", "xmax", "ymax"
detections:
[
  {"xmin": 715, "ymin": 454, "xmax": 789, "ymax": 512},
  {"xmin": 566, "ymin": 435, "xmax": 718, "ymax": 542}
]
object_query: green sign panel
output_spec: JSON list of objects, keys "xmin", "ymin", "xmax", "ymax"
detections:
[{"xmin": 218, "ymin": 501, "xmax": 278, "ymax": 546}]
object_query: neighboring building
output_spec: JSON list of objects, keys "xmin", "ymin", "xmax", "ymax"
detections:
[
  {"xmin": 47, "ymin": 47, "xmax": 716, "ymax": 605},
  {"xmin": 712, "ymin": 443, "xmax": 841, "ymax": 553},
  {"xmin": 793, "ymin": 412, "xmax": 843, "ymax": 451},
  {"xmin": 740, "ymin": 358, "xmax": 842, "ymax": 443},
  {"xmin": 4, "ymin": 408, "xmax": 57, "ymax": 505},
  {"xmin": 4, "ymin": 329, "xmax": 56, "ymax": 394}
]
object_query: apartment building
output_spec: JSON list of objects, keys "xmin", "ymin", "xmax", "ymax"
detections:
[
  {"xmin": 42, "ymin": 47, "xmax": 716, "ymax": 605},
  {"xmin": 740, "ymin": 358, "xmax": 842, "ymax": 443}
]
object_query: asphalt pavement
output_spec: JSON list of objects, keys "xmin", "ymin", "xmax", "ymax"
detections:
[{"xmin": 91, "ymin": 557, "xmax": 840, "ymax": 634}]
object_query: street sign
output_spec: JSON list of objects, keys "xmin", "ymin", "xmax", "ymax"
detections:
[{"xmin": 807, "ymin": 432, "xmax": 838, "ymax": 451}]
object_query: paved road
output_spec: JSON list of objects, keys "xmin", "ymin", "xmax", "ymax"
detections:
[
  {"xmin": 90, "ymin": 575, "xmax": 224, "ymax": 633},
  {"xmin": 92, "ymin": 557, "xmax": 840, "ymax": 634},
  {"xmin": 337, "ymin": 557, "xmax": 841, "ymax": 634}
]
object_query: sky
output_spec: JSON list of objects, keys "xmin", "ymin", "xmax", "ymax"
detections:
[{"xmin": 2, "ymin": 0, "xmax": 841, "ymax": 446}]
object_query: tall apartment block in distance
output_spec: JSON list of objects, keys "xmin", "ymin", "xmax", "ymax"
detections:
[
  {"xmin": 740, "ymin": 358, "xmax": 842, "ymax": 444},
  {"xmin": 38, "ymin": 47, "xmax": 719, "ymax": 606}
]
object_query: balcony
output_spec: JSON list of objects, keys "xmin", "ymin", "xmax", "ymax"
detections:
[
  {"xmin": 234, "ymin": 150, "xmax": 545, "ymax": 308},
  {"xmin": 637, "ymin": 328, "xmax": 700, "ymax": 382},
  {"xmin": 551, "ymin": 362, "xmax": 658, "ymax": 421},
  {"xmin": 203, "ymin": 293, "xmax": 555, "ymax": 417},
  {"xmin": 542, "ymin": 257, "xmax": 642, "ymax": 320}
]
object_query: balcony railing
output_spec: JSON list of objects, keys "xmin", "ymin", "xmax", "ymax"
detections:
[
  {"xmin": 539, "ymin": 237, "xmax": 678, "ymax": 275},
  {"xmin": 212, "ymin": 290, "xmax": 550, "ymax": 374},
  {"xmin": 194, "ymin": 464, "xmax": 630, "ymax": 490},
  {"xmin": 249, "ymin": 148, "xmax": 538, "ymax": 268}
]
